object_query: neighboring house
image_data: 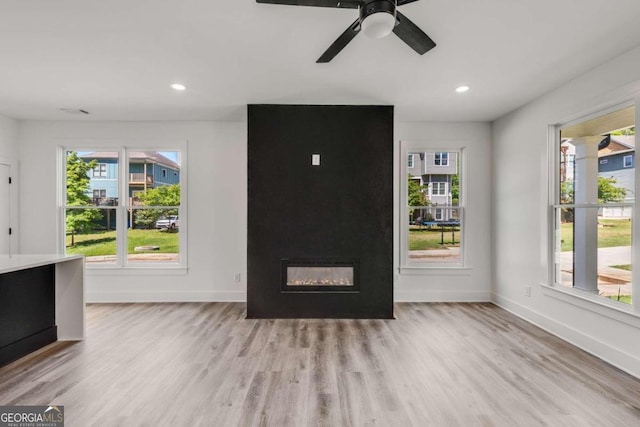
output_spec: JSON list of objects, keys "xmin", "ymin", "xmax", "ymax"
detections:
[
  {"xmin": 598, "ymin": 135, "xmax": 634, "ymax": 217},
  {"xmin": 560, "ymin": 135, "xmax": 634, "ymax": 218},
  {"xmin": 79, "ymin": 151, "xmax": 181, "ymax": 228},
  {"xmin": 80, "ymin": 151, "xmax": 180, "ymax": 206},
  {"xmin": 408, "ymin": 151, "xmax": 458, "ymax": 221}
]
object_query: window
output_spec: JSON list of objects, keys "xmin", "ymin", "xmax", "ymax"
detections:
[
  {"xmin": 402, "ymin": 147, "xmax": 463, "ymax": 267},
  {"xmin": 93, "ymin": 163, "xmax": 107, "ymax": 177},
  {"xmin": 431, "ymin": 182, "xmax": 447, "ymax": 196},
  {"xmin": 554, "ymin": 105, "xmax": 634, "ymax": 305},
  {"xmin": 92, "ymin": 189, "xmax": 107, "ymax": 205},
  {"xmin": 162, "ymin": 168, "xmax": 167, "ymax": 178},
  {"xmin": 62, "ymin": 148, "xmax": 185, "ymax": 268},
  {"xmin": 434, "ymin": 152, "xmax": 449, "ymax": 166},
  {"xmin": 407, "ymin": 154, "xmax": 414, "ymax": 168},
  {"xmin": 624, "ymin": 155, "xmax": 633, "ymax": 168}
]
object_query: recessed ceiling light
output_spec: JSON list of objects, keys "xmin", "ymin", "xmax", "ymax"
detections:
[
  {"xmin": 171, "ymin": 83, "xmax": 186, "ymax": 91},
  {"xmin": 455, "ymin": 85, "xmax": 470, "ymax": 93}
]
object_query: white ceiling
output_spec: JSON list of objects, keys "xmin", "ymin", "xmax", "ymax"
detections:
[{"xmin": 1, "ymin": 0, "xmax": 640, "ymax": 122}]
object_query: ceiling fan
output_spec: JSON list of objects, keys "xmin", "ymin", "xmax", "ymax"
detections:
[{"xmin": 256, "ymin": 0, "xmax": 436, "ymax": 63}]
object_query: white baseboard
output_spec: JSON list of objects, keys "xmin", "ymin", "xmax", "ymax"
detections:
[
  {"xmin": 86, "ymin": 291, "xmax": 246, "ymax": 303},
  {"xmin": 492, "ymin": 292, "xmax": 640, "ymax": 379},
  {"xmin": 88, "ymin": 289, "xmax": 491, "ymax": 304},
  {"xmin": 395, "ymin": 289, "xmax": 491, "ymax": 302}
]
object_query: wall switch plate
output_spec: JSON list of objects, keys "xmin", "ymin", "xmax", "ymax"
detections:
[
  {"xmin": 234, "ymin": 273, "xmax": 241, "ymax": 282},
  {"xmin": 312, "ymin": 154, "xmax": 320, "ymax": 166},
  {"xmin": 524, "ymin": 285, "xmax": 531, "ymax": 297}
]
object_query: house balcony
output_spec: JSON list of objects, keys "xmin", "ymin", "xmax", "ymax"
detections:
[
  {"xmin": 130, "ymin": 197, "xmax": 146, "ymax": 206},
  {"xmin": 129, "ymin": 173, "xmax": 153, "ymax": 185},
  {"xmin": 92, "ymin": 197, "xmax": 118, "ymax": 207}
]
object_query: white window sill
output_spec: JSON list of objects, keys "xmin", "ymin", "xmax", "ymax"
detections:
[
  {"xmin": 399, "ymin": 266, "xmax": 472, "ymax": 276},
  {"xmin": 540, "ymin": 283, "xmax": 639, "ymax": 327},
  {"xmin": 86, "ymin": 266, "xmax": 188, "ymax": 276}
]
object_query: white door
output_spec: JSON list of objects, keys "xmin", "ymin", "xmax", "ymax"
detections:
[{"xmin": 0, "ymin": 164, "xmax": 9, "ymax": 254}]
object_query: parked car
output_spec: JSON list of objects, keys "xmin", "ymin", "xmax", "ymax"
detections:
[{"xmin": 155, "ymin": 215, "xmax": 179, "ymax": 229}]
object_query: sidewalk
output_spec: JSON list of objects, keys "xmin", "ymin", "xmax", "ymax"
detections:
[
  {"xmin": 558, "ymin": 245, "xmax": 632, "ymax": 296},
  {"xmin": 409, "ymin": 247, "xmax": 460, "ymax": 263},
  {"xmin": 410, "ymin": 246, "xmax": 632, "ymax": 297},
  {"xmin": 86, "ymin": 253, "xmax": 180, "ymax": 263}
]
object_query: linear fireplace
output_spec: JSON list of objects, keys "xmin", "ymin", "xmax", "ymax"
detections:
[
  {"xmin": 247, "ymin": 104, "xmax": 393, "ymax": 318},
  {"xmin": 282, "ymin": 259, "xmax": 359, "ymax": 292}
]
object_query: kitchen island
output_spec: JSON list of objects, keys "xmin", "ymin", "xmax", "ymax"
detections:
[{"xmin": 0, "ymin": 254, "xmax": 84, "ymax": 366}]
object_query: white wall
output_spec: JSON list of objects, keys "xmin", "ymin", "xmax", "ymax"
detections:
[
  {"xmin": 0, "ymin": 114, "xmax": 18, "ymax": 160},
  {"xmin": 18, "ymin": 121, "xmax": 247, "ymax": 302},
  {"xmin": 395, "ymin": 122, "xmax": 492, "ymax": 301},
  {"xmin": 0, "ymin": 114, "xmax": 19, "ymax": 254},
  {"xmin": 492, "ymin": 45, "xmax": 640, "ymax": 377},
  {"xmin": 17, "ymin": 118, "xmax": 492, "ymax": 304}
]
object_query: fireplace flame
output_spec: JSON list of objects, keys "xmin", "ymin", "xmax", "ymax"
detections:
[{"xmin": 287, "ymin": 278, "xmax": 352, "ymax": 286}]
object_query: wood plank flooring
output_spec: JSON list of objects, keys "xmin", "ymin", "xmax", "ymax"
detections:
[{"xmin": 1, "ymin": 303, "xmax": 639, "ymax": 426}]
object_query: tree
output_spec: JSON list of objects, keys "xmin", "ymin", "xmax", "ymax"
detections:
[
  {"xmin": 611, "ymin": 126, "xmax": 635, "ymax": 136},
  {"xmin": 66, "ymin": 152, "xmax": 102, "ymax": 246},
  {"xmin": 408, "ymin": 175, "xmax": 427, "ymax": 207},
  {"xmin": 134, "ymin": 184, "xmax": 180, "ymax": 229},
  {"xmin": 559, "ymin": 177, "xmax": 626, "ymax": 204},
  {"xmin": 560, "ymin": 180, "xmax": 574, "ymax": 204},
  {"xmin": 598, "ymin": 176, "xmax": 626, "ymax": 203},
  {"xmin": 408, "ymin": 175, "xmax": 430, "ymax": 223},
  {"xmin": 451, "ymin": 174, "xmax": 459, "ymax": 205}
]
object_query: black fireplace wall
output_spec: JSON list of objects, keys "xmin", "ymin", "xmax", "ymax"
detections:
[{"xmin": 247, "ymin": 104, "xmax": 394, "ymax": 318}]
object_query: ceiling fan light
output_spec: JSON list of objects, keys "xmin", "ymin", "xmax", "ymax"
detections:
[{"xmin": 361, "ymin": 11, "xmax": 396, "ymax": 39}]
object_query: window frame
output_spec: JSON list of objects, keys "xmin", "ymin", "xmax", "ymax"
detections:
[
  {"xmin": 431, "ymin": 182, "xmax": 447, "ymax": 196},
  {"xmin": 407, "ymin": 154, "xmax": 414, "ymax": 169},
  {"xmin": 548, "ymin": 101, "xmax": 637, "ymax": 314},
  {"xmin": 400, "ymin": 142, "xmax": 466, "ymax": 271},
  {"xmin": 624, "ymin": 154, "xmax": 633, "ymax": 168},
  {"xmin": 58, "ymin": 144, "xmax": 187, "ymax": 270},
  {"xmin": 93, "ymin": 163, "xmax": 107, "ymax": 178},
  {"xmin": 434, "ymin": 152, "xmax": 449, "ymax": 166}
]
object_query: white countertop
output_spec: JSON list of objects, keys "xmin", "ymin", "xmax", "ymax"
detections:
[{"xmin": 0, "ymin": 254, "xmax": 84, "ymax": 275}]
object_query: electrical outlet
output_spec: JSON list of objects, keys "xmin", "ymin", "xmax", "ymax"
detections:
[
  {"xmin": 524, "ymin": 285, "xmax": 531, "ymax": 297},
  {"xmin": 234, "ymin": 273, "xmax": 241, "ymax": 283}
]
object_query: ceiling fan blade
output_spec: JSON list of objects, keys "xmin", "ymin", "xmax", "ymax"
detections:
[
  {"xmin": 392, "ymin": 11, "xmax": 436, "ymax": 55},
  {"xmin": 397, "ymin": 0, "xmax": 420, "ymax": 5},
  {"xmin": 256, "ymin": 0, "xmax": 359, "ymax": 8},
  {"xmin": 317, "ymin": 18, "xmax": 361, "ymax": 63}
]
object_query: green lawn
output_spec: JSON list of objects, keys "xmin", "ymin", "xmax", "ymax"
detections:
[
  {"xmin": 606, "ymin": 295, "xmax": 632, "ymax": 304},
  {"xmin": 611, "ymin": 264, "xmax": 632, "ymax": 271},
  {"xmin": 66, "ymin": 229, "xmax": 179, "ymax": 256},
  {"xmin": 409, "ymin": 225, "xmax": 460, "ymax": 250},
  {"xmin": 561, "ymin": 219, "xmax": 631, "ymax": 251}
]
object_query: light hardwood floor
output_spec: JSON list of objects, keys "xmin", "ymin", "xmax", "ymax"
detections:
[{"xmin": 1, "ymin": 303, "xmax": 639, "ymax": 426}]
